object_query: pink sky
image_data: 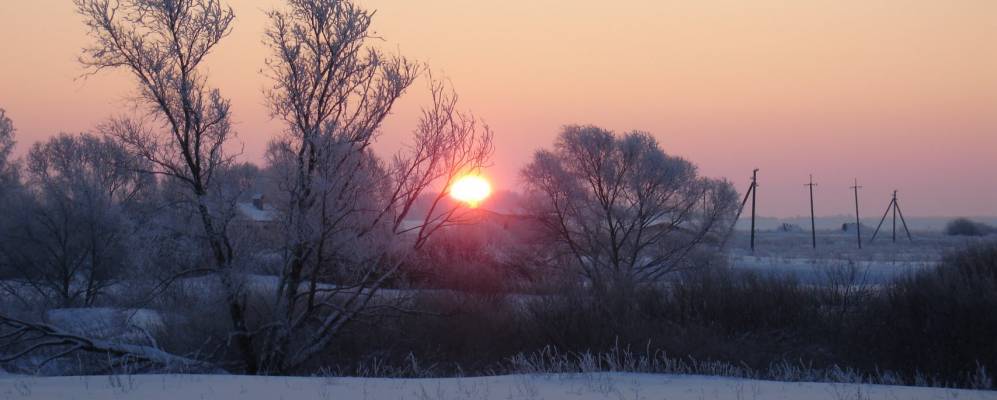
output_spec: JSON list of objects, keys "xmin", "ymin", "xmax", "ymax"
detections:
[{"xmin": 1, "ymin": 0, "xmax": 995, "ymax": 217}]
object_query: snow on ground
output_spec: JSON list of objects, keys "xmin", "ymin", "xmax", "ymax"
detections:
[
  {"xmin": 1, "ymin": 373, "xmax": 994, "ymax": 400},
  {"xmin": 729, "ymin": 255, "xmax": 929, "ymax": 284},
  {"xmin": 723, "ymin": 230, "xmax": 992, "ymax": 284}
]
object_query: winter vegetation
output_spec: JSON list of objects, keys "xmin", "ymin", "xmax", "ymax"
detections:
[
  {"xmin": 1, "ymin": 0, "xmax": 996, "ymax": 399},
  {"xmin": 946, "ymin": 218, "xmax": 996, "ymax": 237}
]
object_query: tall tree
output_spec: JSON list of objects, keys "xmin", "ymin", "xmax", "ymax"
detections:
[
  {"xmin": 73, "ymin": 0, "xmax": 258, "ymax": 372},
  {"xmin": 259, "ymin": 0, "xmax": 493, "ymax": 372}
]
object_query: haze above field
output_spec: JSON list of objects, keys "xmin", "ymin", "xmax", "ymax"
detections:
[{"xmin": 1, "ymin": 0, "xmax": 995, "ymax": 217}]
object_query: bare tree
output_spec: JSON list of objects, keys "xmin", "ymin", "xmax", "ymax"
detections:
[
  {"xmin": 257, "ymin": 0, "xmax": 493, "ymax": 373},
  {"xmin": 72, "ymin": 0, "xmax": 259, "ymax": 371},
  {"xmin": 0, "ymin": 108, "xmax": 17, "ymax": 187},
  {"xmin": 522, "ymin": 125, "xmax": 737, "ymax": 294},
  {"xmin": 0, "ymin": 133, "xmax": 150, "ymax": 307}
]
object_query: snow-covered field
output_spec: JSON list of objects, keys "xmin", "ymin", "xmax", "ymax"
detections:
[
  {"xmin": 2, "ymin": 373, "xmax": 994, "ymax": 400},
  {"xmin": 725, "ymin": 230, "xmax": 991, "ymax": 284}
]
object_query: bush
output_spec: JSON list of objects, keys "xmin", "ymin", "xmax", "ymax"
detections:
[
  {"xmin": 946, "ymin": 218, "xmax": 994, "ymax": 236},
  {"xmin": 854, "ymin": 241, "xmax": 997, "ymax": 385},
  {"xmin": 300, "ymin": 246, "xmax": 997, "ymax": 388}
]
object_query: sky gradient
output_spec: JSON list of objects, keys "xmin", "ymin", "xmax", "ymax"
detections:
[{"xmin": 1, "ymin": 0, "xmax": 995, "ymax": 217}]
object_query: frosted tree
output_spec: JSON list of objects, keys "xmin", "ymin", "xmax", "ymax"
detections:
[
  {"xmin": 522, "ymin": 125, "xmax": 737, "ymax": 295},
  {"xmin": 0, "ymin": 108, "xmax": 16, "ymax": 186},
  {"xmin": 0, "ymin": 108, "xmax": 21, "ymax": 295},
  {"xmin": 0, "ymin": 133, "xmax": 150, "ymax": 307},
  {"xmin": 73, "ymin": 0, "xmax": 259, "ymax": 371},
  {"xmin": 257, "ymin": 0, "xmax": 493, "ymax": 372}
]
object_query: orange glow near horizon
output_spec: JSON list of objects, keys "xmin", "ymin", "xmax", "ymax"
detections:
[{"xmin": 450, "ymin": 175, "xmax": 492, "ymax": 208}]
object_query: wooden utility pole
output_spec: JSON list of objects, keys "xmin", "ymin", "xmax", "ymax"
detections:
[
  {"xmin": 750, "ymin": 169, "xmax": 758, "ymax": 253},
  {"xmin": 720, "ymin": 168, "xmax": 759, "ymax": 252},
  {"xmin": 894, "ymin": 192, "xmax": 913, "ymax": 242},
  {"xmin": 805, "ymin": 174, "xmax": 817, "ymax": 249},
  {"xmin": 870, "ymin": 190, "xmax": 913, "ymax": 244},
  {"xmin": 851, "ymin": 179, "xmax": 862, "ymax": 249},
  {"xmin": 891, "ymin": 190, "xmax": 897, "ymax": 242}
]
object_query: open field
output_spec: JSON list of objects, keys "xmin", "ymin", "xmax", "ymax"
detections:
[{"xmin": 726, "ymin": 229, "xmax": 994, "ymax": 283}]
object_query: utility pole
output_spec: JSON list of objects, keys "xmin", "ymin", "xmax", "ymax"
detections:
[
  {"xmin": 894, "ymin": 192, "xmax": 913, "ymax": 242},
  {"xmin": 851, "ymin": 179, "xmax": 862, "ymax": 249},
  {"xmin": 891, "ymin": 190, "xmax": 897, "ymax": 243},
  {"xmin": 720, "ymin": 168, "xmax": 759, "ymax": 252},
  {"xmin": 870, "ymin": 190, "xmax": 913, "ymax": 244},
  {"xmin": 805, "ymin": 174, "xmax": 817, "ymax": 249},
  {"xmin": 750, "ymin": 169, "xmax": 758, "ymax": 253}
]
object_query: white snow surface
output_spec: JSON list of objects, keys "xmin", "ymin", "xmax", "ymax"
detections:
[
  {"xmin": 236, "ymin": 202, "xmax": 276, "ymax": 222},
  {"xmin": 1, "ymin": 373, "xmax": 993, "ymax": 400}
]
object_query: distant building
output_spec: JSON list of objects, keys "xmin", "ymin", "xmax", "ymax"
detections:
[{"xmin": 236, "ymin": 193, "xmax": 277, "ymax": 223}]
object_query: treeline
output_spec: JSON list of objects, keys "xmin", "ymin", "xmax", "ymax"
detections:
[{"xmin": 0, "ymin": 0, "xmax": 732, "ymax": 376}]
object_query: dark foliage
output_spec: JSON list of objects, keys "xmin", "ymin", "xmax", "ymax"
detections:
[
  {"xmin": 300, "ymin": 242, "xmax": 997, "ymax": 389},
  {"xmin": 946, "ymin": 218, "xmax": 995, "ymax": 236},
  {"xmin": 853, "ymin": 242, "xmax": 997, "ymax": 382}
]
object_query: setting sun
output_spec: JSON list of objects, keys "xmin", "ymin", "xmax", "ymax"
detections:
[{"xmin": 449, "ymin": 175, "xmax": 492, "ymax": 207}]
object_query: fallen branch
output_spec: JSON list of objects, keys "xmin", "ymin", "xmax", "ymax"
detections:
[{"xmin": 0, "ymin": 314, "xmax": 222, "ymax": 373}]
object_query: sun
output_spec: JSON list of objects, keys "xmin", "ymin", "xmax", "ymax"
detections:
[{"xmin": 450, "ymin": 175, "xmax": 492, "ymax": 207}]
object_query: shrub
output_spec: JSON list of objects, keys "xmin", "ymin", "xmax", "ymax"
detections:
[
  {"xmin": 854, "ymin": 241, "xmax": 997, "ymax": 385},
  {"xmin": 946, "ymin": 218, "xmax": 994, "ymax": 236}
]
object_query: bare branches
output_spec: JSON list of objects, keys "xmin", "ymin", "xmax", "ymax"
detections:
[
  {"xmin": 260, "ymin": 0, "xmax": 422, "ymax": 374},
  {"xmin": 258, "ymin": 0, "xmax": 493, "ymax": 373},
  {"xmin": 76, "ymin": 0, "xmax": 257, "ymax": 373},
  {"xmin": 75, "ymin": 0, "xmax": 237, "ymax": 194},
  {"xmin": 0, "ymin": 108, "xmax": 17, "ymax": 187},
  {"xmin": 0, "ymin": 314, "xmax": 217, "ymax": 372},
  {"xmin": 0, "ymin": 108, "xmax": 14, "ymax": 169},
  {"xmin": 387, "ymin": 77, "xmax": 494, "ymax": 247},
  {"xmin": 0, "ymin": 133, "xmax": 150, "ymax": 308},
  {"xmin": 522, "ymin": 125, "xmax": 737, "ymax": 290}
]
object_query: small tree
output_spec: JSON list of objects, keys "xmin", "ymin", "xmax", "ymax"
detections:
[{"xmin": 522, "ymin": 125, "xmax": 737, "ymax": 294}]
